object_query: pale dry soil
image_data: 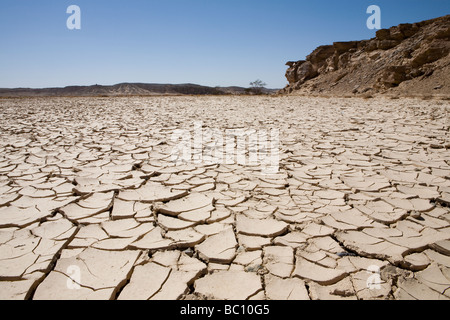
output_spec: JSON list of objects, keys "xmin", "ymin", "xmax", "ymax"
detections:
[{"xmin": 0, "ymin": 96, "xmax": 449, "ymax": 300}]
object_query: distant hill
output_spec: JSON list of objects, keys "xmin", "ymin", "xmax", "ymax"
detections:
[
  {"xmin": 280, "ymin": 15, "xmax": 450, "ymax": 97},
  {"xmin": 0, "ymin": 83, "xmax": 278, "ymax": 97}
]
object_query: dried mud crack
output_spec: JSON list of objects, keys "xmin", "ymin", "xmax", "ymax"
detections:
[{"xmin": 0, "ymin": 95, "xmax": 449, "ymax": 300}]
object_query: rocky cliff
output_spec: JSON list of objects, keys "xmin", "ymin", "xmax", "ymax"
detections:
[{"xmin": 280, "ymin": 15, "xmax": 450, "ymax": 97}]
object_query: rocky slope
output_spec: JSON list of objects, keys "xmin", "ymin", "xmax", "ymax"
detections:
[{"xmin": 280, "ymin": 15, "xmax": 450, "ymax": 97}]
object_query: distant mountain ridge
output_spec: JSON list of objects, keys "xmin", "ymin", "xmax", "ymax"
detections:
[{"xmin": 0, "ymin": 83, "xmax": 277, "ymax": 97}]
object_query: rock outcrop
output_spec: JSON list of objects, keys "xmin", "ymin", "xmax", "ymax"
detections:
[{"xmin": 280, "ymin": 15, "xmax": 450, "ymax": 96}]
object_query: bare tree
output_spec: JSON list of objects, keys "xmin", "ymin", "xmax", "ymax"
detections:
[{"xmin": 249, "ymin": 79, "xmax": 267, "ymax": 94}]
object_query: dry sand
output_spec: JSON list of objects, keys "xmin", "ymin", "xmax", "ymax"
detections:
[{"xmin": 0, "ymin": 95, "xmax": 449, "ymax": 300}]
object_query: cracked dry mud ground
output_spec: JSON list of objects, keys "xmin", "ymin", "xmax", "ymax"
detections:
[{"xmin": 0, "ymin": 96, "xmax": 449, "ymax": 300}]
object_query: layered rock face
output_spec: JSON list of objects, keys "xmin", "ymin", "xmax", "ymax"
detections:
[{"xmin": 281, "ymin": 15, "xmax": 450, "ymax": 96}]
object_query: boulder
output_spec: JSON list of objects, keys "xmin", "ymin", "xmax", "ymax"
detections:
[
  {"xmin": 377, "ymin": 66, "xmax": 411, "ymax": 87},
  {"xmin": 285, "ymin": 61, "xmax": 305, "ymax": 83},
  {"xmin": 338, "ymin": 52, "xmax": 352, "ymax": 69},
  {"xmin": 296, "ymin": 61, "xmax": 318, "ymax": 83},
  {"xmin": 376, "ymin": 29, "xmax": 391, "ymax": 40},
  {"xmin": 306, "ymin": 45, "xmax": 335, "ymax": 65},
  {"xmin": 388, "ymin": 24, "xmax": 419, "ymax": 41},
  {"xmin": 398, "ymin": 23, "xmax": 420, "ymax": 38},
  {"xmin": 435, "ymin": 25, "xmax": 450, "ymax": 39},
  {"xmin": 411, "ymin": 44, "xmax": 449, "ymax": 67},
  {"xmin": 333, "ymin": 41, "xmax": 358, "ymax": 54},
  {"xmin": 377, "ymin": 40, "xmax": 401, "ymax": 50}
]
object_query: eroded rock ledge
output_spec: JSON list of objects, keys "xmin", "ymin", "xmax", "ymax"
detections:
[{"xmin": 280, "ymin": 15, "xmax": 450, "ymax": 97}]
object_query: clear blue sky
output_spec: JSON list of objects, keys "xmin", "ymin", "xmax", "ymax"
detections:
[{"xmin": 0, "ymin": 0, "xmax": 448, "ymax": 89}]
